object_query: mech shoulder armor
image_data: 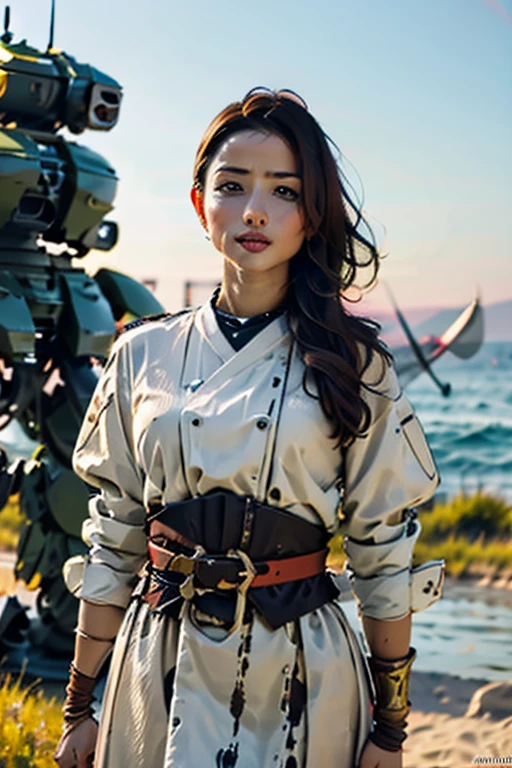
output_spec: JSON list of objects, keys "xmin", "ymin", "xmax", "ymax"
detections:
[{"xmin": 94, "ymin": 268, "xmax": 164, "ymax": 323}]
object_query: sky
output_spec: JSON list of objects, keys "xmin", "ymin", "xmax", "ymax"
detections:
[{"xmin": 6, "ymin": 0, "xmax": 512, "ymax": 314}]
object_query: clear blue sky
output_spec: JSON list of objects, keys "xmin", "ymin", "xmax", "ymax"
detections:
[{"xmin": 8, "ymin": 0, "xmax": 512, "ymax": 313}]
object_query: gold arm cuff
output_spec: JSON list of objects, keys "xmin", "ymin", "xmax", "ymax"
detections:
[{"xmin": 369, "ymin": 647, "xmax": 416, "ymax": 712}]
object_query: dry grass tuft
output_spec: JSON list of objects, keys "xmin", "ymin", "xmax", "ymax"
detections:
[
  {"xmin": 0, "ymin": 495, "xmax": 25, "ymax": 552},
  {"xmin": 0, "ymin": 673, "xmax": 63, "ymax": 766}
]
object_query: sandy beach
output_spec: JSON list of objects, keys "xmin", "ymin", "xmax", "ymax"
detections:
[
  {"xmin": 1, "ymin": 555, "xmax": 511, "ymax": 766},
  {"xmin": 406, "ymin": 672, "xmax": 512, "ymax": 767}
]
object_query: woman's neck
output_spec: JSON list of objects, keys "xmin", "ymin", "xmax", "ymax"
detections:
[{"xmin": 216, "ymin": 261, "xmax": 289, "ymax": 317}]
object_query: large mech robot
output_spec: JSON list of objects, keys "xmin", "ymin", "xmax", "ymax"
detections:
[{"xmin": 0, "ymin": 3, "xmax": 163, "ymax": 677}]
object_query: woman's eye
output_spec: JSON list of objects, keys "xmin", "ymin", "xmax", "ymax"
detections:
[
  {"xmin": 274, "ymin": 185, "xmax": 300, "ymax": 201},
  {"xmin": 216, "ymin": 181, "xmax": 243, "ymax": 194}
]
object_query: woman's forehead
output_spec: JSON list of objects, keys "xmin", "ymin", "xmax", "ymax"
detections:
[{"xmin": 207, "ymin": 130, "xmax": 298, "ymax": 175}]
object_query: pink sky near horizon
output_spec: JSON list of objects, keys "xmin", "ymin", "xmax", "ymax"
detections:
[{"xmin": 482, "ymin": 0, "xmax": 512, "ymax": 23}]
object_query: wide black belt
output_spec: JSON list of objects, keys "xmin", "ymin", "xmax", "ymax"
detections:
[
  {"xmin": 146, "ymin": 491, "xmax": 329, "ymax": 557},
  {"xmin": 138, "ymin": 491, "xmax": 339, "ymax": 629}
]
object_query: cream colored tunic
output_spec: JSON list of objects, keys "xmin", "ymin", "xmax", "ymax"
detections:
[{"xmin": 65, "ymin": 301, "xmax": 440, "ymax": 768}]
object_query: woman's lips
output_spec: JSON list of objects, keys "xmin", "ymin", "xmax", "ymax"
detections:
[
  {"xmin": 235, "ymin": 232, "xmax": 272, "ymax": 253},
  {"xmin": 238, "ymin": 240, "xmax": 270, "ymax": 253}
]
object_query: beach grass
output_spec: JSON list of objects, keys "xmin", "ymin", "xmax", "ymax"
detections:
[
  {"xmin": 414, "ymin": 492, "xmax": 512, "ymax": 577},
  {"xmin": 419, "ymin": 492, "xmax": 512, "ymax": 541},
  {"xmin": 327, "ymin": 492, "xmax": 512, "ymax": 576},
  {"xmin": 0, "ymin": 673, "xmax": 62, "ymax": 766},
  {"xmin": 412, "ymin": 535, "xmax": 512, "ymax": 577},
  {"xmin": 0, "ymin": 495, "xmax": 25, "ymax": 552}
]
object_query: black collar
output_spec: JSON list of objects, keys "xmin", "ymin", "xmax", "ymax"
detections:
[{"xmin": 211, "ymin": 289, "xmax": 286, "ymax": 350}]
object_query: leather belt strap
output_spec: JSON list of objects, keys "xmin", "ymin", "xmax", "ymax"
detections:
[
  {"xmin": 147, "ymin": 540, "xmax": 328, "ymax": 589},
  {"xmin": 252, "ymin": 548, "xmax": 327, "ymax": 587}
]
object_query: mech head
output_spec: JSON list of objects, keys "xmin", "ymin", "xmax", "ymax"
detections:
[
  {"xmin": 0, "ymin": 3, "xmax": 122, "ymax": 134},
  {"xmin": 0, "ymin": 3, "xmax": 122, "ymax": 257}
]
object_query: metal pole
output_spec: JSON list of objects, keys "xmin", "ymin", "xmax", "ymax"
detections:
[{"xmin": 47, "ymin": 0, "xmax": 55, "ymax": 51}]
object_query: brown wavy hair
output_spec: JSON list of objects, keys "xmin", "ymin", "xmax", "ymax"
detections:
[{"xmin": 193, "ymin": 88, "xmax": 392, "ymax": 446}]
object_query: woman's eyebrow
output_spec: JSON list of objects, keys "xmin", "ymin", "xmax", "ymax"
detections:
[
  {"xmin": 214, "ymin": 165, "xmax": 300, "ymax": 180},
  {"xmin": 269, "ymin": 171, "xmax": 301, "ymax": 180},
  {"xmin": 214, "ymin": 165, "xmax": 249, "ymax": 175}
]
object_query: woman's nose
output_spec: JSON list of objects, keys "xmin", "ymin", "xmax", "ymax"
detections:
[{"xmin": 243, "ymin": 194, "xmax": 268, "ymax": 228}]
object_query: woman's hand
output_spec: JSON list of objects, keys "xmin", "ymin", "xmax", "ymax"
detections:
[
  {"xmin": 357, "ymin": 739, "xmax": 403, "ymax": 768},
  {"xmin": 54, "ymin": 717, "xmax": 98, "ymax": 768}
]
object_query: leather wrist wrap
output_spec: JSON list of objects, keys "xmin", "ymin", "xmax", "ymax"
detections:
[
  {"xmin": 368, "ymin": 647, "xmax": 416, "ymax": 752},
  {"xmin": 62, "ymin": 663, "xmax": 97, "ymax": 734}
]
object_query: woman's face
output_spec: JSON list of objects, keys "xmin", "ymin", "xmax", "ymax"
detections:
[{"xmin": 202, "ymin": 130, "xmax": 305, "ymax": 275}]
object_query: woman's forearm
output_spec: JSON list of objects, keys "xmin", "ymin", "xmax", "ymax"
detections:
[
  {"xmin": 73, "ymin": 599, "xmax": 125, "ymax": 678},
  {"xmin": 361, "ymin": 612, "xmax": 415, "ymax": 758},
  {"xmin": 362, "ymin": 613, "xmax": 412, "ymax": 660}
]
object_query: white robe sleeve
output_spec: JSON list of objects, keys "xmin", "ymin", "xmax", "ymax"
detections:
[
  {"xmin": 63, "ymin": 335, "xmax": 148, "ymax": 609},
  {"xmin": 342, "ymin": 359, "xmax": 439, "ymax": 621}
]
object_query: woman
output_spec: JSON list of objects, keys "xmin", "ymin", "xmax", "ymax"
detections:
[{"xmin": 55, "ymin": 88, "xmax": 443, "ymax": 768}]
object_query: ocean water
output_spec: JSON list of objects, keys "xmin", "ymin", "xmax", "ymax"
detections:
[
  {"xmin": 340, "ymin": 580, "xmax": 512, "ymax": 682},
  {"xmin": 405, "ymin": 341, "xmax": 512, "ymax": 502},
  {"xmin": 401, "ymin": 341, "xmax": 512, "ymax": 680}
]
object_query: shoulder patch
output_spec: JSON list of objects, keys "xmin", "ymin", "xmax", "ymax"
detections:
[{"xmin": 121, "ymin": 308, "xmax": 193, "ymax": 335}]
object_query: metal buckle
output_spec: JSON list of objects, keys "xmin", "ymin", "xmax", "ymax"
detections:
[
  {"xmin": 166, "ymin": 547, "xmax": 205, "ymax": 601},
  {"xmin": 228, "ymin": 549, "xmax": 257, "ymax": 636},
  {"xmin": 160, "ymin": 545, "xmax": 259, "ymax": 613},
  {"xmin": 196, "ymin": 554, "xmax": 247, "ymax": 590},
  {"xmin": 167, "ymin": 553, "xmax": 196, "ymax": 576}
]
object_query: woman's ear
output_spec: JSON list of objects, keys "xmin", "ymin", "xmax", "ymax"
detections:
[
  {"xmin": 190, "ymin": 187, "xmax": 207, "ymax": 230},
  {"xmin": 303, "ymin": 221, "xmax": 315, "ymax": 240}
]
